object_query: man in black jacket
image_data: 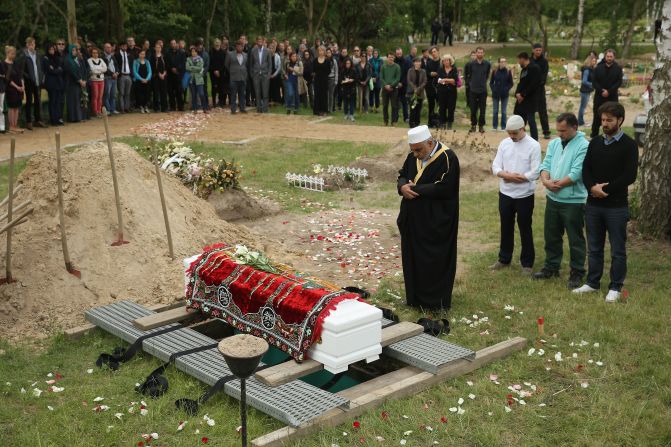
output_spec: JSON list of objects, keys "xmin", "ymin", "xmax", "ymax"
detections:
[
  {"xmin": 442, "ymin": 18, "xmax": 453, "ymax": 46},
  {"xmin": 466, "ymin": 47, "xmax": 491, "ymax": 133},
  {"xmin": 395, "ymin": 48, "xmax": 411, "ymax": 123},
  {"xmin": 430, "ymin": 18, "xmax": 441, "ymax": 46},
  {"xmin": 513, "ymin": 52, "xmax": 541, "ymax": 141},
  {"xmin": 463, "ymin": 51, "xmax": 476, "ymax": 109},
  {"xmin": 531, "ymin": 43, "xmax": 551, "ymax": 139},
  {"xmin": 165, "ymin": 39, "xmax": 185, "ymax": 111},
  {"xmin": 590, "ymin": 49, "xmax": 623, "ymax": 138},
  {"xmin": 17, "ymin": 37, "xmax": 46, "ymax": 129},
  {"xmin": 573, "ymin": 102, "xmax": 638, "ymax": 303},
  {"xmin": 210, "ymin": 38, "xmax": 227, "ymax": 108}
]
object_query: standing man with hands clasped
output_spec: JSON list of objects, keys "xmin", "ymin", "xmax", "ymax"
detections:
[
  {"xmin": 573, "ymin": 102, "xmax": 638, "ymax": 303},
  {"xmin": 533, "ymin": 113, "xmax": 589, "ymax": 289},
  {"xmin": 490, "ymin": 115, "xmax": 541, "ymax": 275}
]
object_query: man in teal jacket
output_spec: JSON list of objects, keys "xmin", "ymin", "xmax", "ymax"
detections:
[{"xmin": 533, "ymin": 113, "xmax": 589, "ymax": 288}]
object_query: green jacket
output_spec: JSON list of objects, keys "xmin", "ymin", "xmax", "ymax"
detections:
[
  {"xmin": 380, "ymin": 62, "xmax": 400, "ymax": 88},
  {"xmin": 186, "ymin": 56, "xmax": 205, "ymax": 85},
  {"xmin": 539, "ymin": 131, "xmax": 589, "ymax": 203}
]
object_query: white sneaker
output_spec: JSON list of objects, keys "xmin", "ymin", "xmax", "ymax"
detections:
[
  {"xmin": 572, "ymin": 284, "xmax": 599, "ymax": 294},
  {"xmin": 605, "ymin": 290, "xmax": 620, "ymax": 303}
]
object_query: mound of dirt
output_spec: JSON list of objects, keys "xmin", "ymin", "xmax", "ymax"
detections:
[
  {"xmin": 208, "ymin": 189, "xmax": 281, "ymax": 221},
  {"xmin": 0, "ymin": 142, "xmax": 274, "ymax": 340},
  {"xmin": 353, "ymin": 133, "xmax": 497, "ymax": 190}
]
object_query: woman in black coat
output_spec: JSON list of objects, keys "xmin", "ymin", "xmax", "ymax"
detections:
[
  {"xmin": 312, "ymin": 46, "xmax": 331, "ymax": 116},
  {"xmin": 43, "ymin": 43, "xmax": 65, "ymax": 125},
  {"xmin": 436, "ymin": 54, "xmax": 459, "ymax": 129},
  {"xmin": 301, "ymin": 50, "xmax": 314, "ymax": 108},
  {"xmin": 65, "ymin": 44, "xmax": 86, "ymax": 123},
  {"xmin": 339, "ymin": 58, "xmax": 358, "ymax": 121}
]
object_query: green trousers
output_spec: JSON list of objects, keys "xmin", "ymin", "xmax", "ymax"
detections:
[{"xmin": 543, "ymin": 198, "xmax": 586, "ymax": 273}]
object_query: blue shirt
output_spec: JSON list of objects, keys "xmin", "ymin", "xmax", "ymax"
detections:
[{"xmin": 603, "ymin": 130, "xmax": 624, "ymax": 145}]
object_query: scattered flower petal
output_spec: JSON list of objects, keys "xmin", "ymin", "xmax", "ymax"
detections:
[
  {"xmin": 466, "ymin": 381, "xmax": 473, "ymax": 386},
  {"xmin": 449, "ymin": 407, "xmax": 457, "ymax": 413},
  {"xmin": 596, "ymin": 361, "xmax": 604, "ymax": 367},
  {"xmin": 87, "ymin": 369, "xmax": 94, "ymax": 374},
  {"xmin": 528, "ymin": 348, "xmax": 536, "ymax": 356},
  {"xmin": 93, "ymin": 397, "xmax": 105, "ymax": 402},
  {"xmin": 32, "ymin": 388, "xmax": 42, "ymax": 397},
  {"xmin": 457, "ymin": 397, "xmax": 464, "ymax": 405},
  {"xmin": 554, "ymin": 352, "xmax": 563, "ymax": 362},
  {"xmin": 177, "ymin": 421, "xmax": 187, "ymax": 431},
  {"xmin": 504, "ymin": 406, "xmax": 512, "ymax": 413},
  {"xmin": 47, "ymin": 405, "xmax": 54, "ymax": 411},
  {"xmin": 468, "ymin": 393, "xmax": 476, "ymax": 400}
]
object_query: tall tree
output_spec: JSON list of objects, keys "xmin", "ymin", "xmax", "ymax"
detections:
[
  {"xmin": 622, "ymin": 0, "xmax": 644, "ymax": 58},
  {"xmin": 205, "ymin": 0, "xmax": 218, "ymax": 46},
  {"xmin": 67, "ymin": 0, "xmax": 77, "ymax": 43},
  {"xmin": 570, "ymin": 0, "xmax": 585, "ymax": 59},
  {"xmin": 302, "ymin": 0, "xmax": 329, "ymax": 40},
  {"xmin": 639, "ymin": 2, "xmax": 671, "ymax": 239},
  {"xmin": 265, "ymin": 0, "xmax": 272, "ymax": 35}
]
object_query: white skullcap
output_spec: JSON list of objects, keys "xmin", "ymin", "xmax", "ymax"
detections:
[
  {"xmin": 505, "ymin": 115, "xmax": 525, "ymax": 131},
  {"xmin": 407, "ymin": 125, "xmax": 432, "ymax": 144}
]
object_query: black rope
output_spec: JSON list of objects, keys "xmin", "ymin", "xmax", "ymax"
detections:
[
  {"xmin": 136, "ymin": 342, "xmax": 220, "ymax": 398},
  {"xmin": 96, "ymin": 324, "xmax": 185, "ymax": 371}
]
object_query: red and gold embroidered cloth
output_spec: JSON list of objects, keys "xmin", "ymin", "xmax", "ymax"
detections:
[{"xmin": 185, "ymin": 244, "xmax": 362, "ymax": 361}]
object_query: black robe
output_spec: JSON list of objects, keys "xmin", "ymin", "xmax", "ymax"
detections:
[{"xmin": 396, "ymin": 143, "xmax": 459, "ymax": 310}]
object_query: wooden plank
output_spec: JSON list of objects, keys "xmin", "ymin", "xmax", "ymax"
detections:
[
  {"xmin": 132, "ymin": 306, "xmax": 198, "ymax": 330},
  {"xmin": 251, "ymin": 337, "xmax": 527, "ymax": 447},
  {"xmin": 256, "ymin": 321, "xmax": 424, "ymax": 387},
  {"xmin": 67, "ymin": 300, "xmax": 185, "ymax": 340}
]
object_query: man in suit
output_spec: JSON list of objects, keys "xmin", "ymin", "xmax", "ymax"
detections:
[
  {"xmin": 590, "ymin": 49, "xmax": 623, "ymax": 138},
  {"xmin": 115, "ymin": 41, "xmax": 134, "ymax": 113},
  {"xmin": 249, "ymin": 36, "xmax": 271, "ymax": 113},
  {"xmin": 17, "ymin": 37, "xmax": 46, "ymax": 129},
  {"xmin": 166, "ymin": 39, "xmax": 186, "ymax": 111},
  {"xmin": 226, "ymin": 40, "xmax": 249, "ymax": 114}
]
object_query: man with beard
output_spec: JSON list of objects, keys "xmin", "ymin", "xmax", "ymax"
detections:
[
  {"xmin": 573, "ymin": 102, "xmax": 638, "ymax": 303},
  {"xmin": 397, "ymin": 125, "xmax": 460, "ymax": 310},
  {"xmin": 590, "ymin": 49, "xmax": 623, "ymax": 138},
  {"xmin": 513, "ymin": 52, "xmax": 541, "ymax": 141},
  {"xmin": 531, "ymin": 43, "xmax": 551, "ymax": 139}
]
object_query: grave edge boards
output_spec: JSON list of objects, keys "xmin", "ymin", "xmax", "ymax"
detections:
[{"xmin": 251, "ymin": 336, "xmax": 527, "ymax": 447}]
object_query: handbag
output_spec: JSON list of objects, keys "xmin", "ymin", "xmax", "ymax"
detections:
[{"xmin": 181, "ymin": 72, "xmax": 190, "ymax": 90}]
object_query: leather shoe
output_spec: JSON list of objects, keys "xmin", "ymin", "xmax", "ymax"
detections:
[{"xmin": 533, "ymin": 269, "xmax": 559, "ymax": 280}]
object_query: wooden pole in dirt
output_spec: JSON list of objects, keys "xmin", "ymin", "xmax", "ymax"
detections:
[
  {"xmin": 4, "ymin": 139, "xmax": 15, "ymax": 283},
  {"xmin": 153, "ymin": 148, "xmax": 174, "ymax": 259},
  {"xmin": 102, "ymin": 107, "xmax": 129, "ymax": 246},
  {"xmin": 55, "ymin": 133, "xmax": 81, "ymax": 277}
]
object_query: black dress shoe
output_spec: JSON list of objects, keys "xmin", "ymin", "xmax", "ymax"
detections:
[
  {"xmin": 533, "ymin": 269, "xmax": 559, "ymax": 280},
  {"xmin": 567, "ymin": 270, "xmax": 584, "ymax": 289}
]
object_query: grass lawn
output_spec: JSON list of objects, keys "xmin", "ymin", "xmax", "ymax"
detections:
[{"xmin": 1, "ymin": 135, "xmax": 670, "ymax": 446}]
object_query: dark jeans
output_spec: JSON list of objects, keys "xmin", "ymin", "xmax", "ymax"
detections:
[
  {"xmin": 409, "ymin": 98, "xmax": 423, "ymax": 128},
  {"xmin": 211, "ymin": 73, "xmax": 225, "ymax": 106},
  {"xmin": 543, "ymin": 198, "xmax": 586, "ymax": 273},
  {"xmin": 369, "ymin": 86, "xmax": 380, "ymax": 109},
  {"xmin": 537, "ymin": 87, "xmax": 550, "ymax": 136},
  {"xmin": 343, "ymin": 92, "xmax": 356, "ymax": 115},
  {"xmin": 230, "ymin": 80, "xmax": 246, "ymax": 112},
  {"xmin": 382, "ymin": 88, "xmax": 399, "ymax": 124},
  {"xmin": 469, "ymin": 91, "xmax": 486, "ymax": 127},
  {"xmin": 24, "ymin": 80, "xmax": 42, "ymax": 123},
  {"xmin": 167, "ymin": 73, "xmax": 184, "ymax": 111},
  {"xmin": 498, "ymin": 192, "xmax": 535, "ymax": 268},
  {"xmin": 431, "ymin": 31, "xmax": 439, "ymax": 45},
  {"xmin": 578, "ymin": 92, "xmax": 591, "ymax": 126},
  {"xmin": 426, "ymin": 83, "xmax": 437, "ymax": 121},
  {"xmin": 585, "ymin": 204, "xmax": 629, "ymax": 291},
  {"xmin": 515, "ymin": 104, "xmax": 539, "ymax": 141},
  {"xmin": 492, "ymin": 95, "xmax": 509, "ymax": 129},
  {"xmin": 152, "ymin": 77, "xmax": 168, "ymax": 112},
  {"xmin": 443, "ymin": 31, "xmax": 453, "ymax": 46},
  {"xmin": 398, "ymin": 90, "xmax": 408, "ymax": 121},
  {"xmin": 189, "ymin": 83, "xmax": 207, "ymax": 111}
]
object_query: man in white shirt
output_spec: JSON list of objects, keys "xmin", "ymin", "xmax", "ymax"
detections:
[{"xmin": 490, "ymin": 114, "xmax": 541, "ymax": 274}]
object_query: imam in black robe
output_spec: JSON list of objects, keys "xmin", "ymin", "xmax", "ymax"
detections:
[{"xmin": 396, "ymin": 142, "xmax": 460, "ymax": 310}]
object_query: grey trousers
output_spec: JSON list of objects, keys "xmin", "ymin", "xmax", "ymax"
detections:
[
  {"xmin": 327, "ymin": 78, "xmax": 336, "ymax": 112},
  {"xmin": 252, "ymin": 74, "xmax": 270, "ymax": 112},
  {"xmin": 117, "ymin": 75, "xmax": 132, "ymax": 112}
]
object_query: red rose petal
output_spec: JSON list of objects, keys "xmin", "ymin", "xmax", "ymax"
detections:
[
  {"xmin": 537, "ymin": 316, "xmax": 545, "ymax": 325},
  {"xmin": 353, "ymin": 420, "xmax": 361, "ymax": 429},
  {"xmin": 440, "ymin": 416, "xmax": 448, "ymax": 423},
  {"xmin": 201, "ymin": 437, "xmax": 209, "ymax": 444},
  {"xmin": 380, "ymin": 411, "xmax": 389, "ymax": 420},
  {"xmin": 137, "ymin": 442, "xmax": 144, "ymax": 447}
]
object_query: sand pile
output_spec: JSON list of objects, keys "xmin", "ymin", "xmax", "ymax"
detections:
[{"xmin": 0, "ymin": 142, "xmax": 272, "ymax": 340}]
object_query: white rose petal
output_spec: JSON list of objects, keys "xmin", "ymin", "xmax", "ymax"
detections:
[
  {"xmin": 468, "ymin": 393, "xmax": 476, "ymax": 400},
  {"xmin": 33, "ymin": 388, "xmax": 42, "ymax": 397},
  {"xmin": 177, "ymin": 421, "xmax": 187, "ymax": 431},
  {"xmin": 581, "ymin": 381, "xmax": 589, "ymax": 388},
  {"xmin": 554, "ymin": 352, "xmax": 563, "ymax": 362},
  {"xmin": 596, "ymin": 361, "xmax": 604, "ymax": 366},
  {"xmin": 426, "ymin": 426, "xmax": 433, "ymax": 432},
  {"xmin": 402, "ymin": 415, "xmax": 409, "ymax": 419},
  {"xmin": 47, "ymin": 405, "xmax": 54, "ymax": 411},
  {"xmin": 504, "ymin": 406, "xmax": 512, "ymax": 413},
  {"xmin": 86, "ymin": 369, "xmax": 93, "ymax": 374},
  {"xmin": 140, "ymin": 408, "xmax": 148, "ymax": 416},
  {"xmin": 403, "ymin": 430, "xmax": 413, "ymax": 436},
  {"xmin": 46, "ymin": 380, "xmax": 56, "ymax": 385},
  {"xmin": 466, "ymin": 381, "xmax": 474, "ymax": 386},
  {"xmin": 114, "ymin": 413, "xmax": 123, "ymax": 420},
  {"xmin": 449, "ymin": 407, "xmax": 458, "ymax": 413},
  {"xmin": 457, "ymin": 397, "xmax": 464, "ymax": 405},
  {"xmin": 93, "ymin": 396, "xmax": 105, "ymax": 402},
  {"xmin": 457, "ymin": 407, "xmax": 465, "ymax": 415},
  {"xmin": 375, "ymin": 436, "xmax": 385, "ymax": 442},
  {"xmin": 505, "ymin": 315, "xmax": 511, "ymax": 320},
  {"xmin": 593, "ymin": 343, "xmax": 600, "ymax": 348},
  {"xmin": 588, "ymin": 359, "xmax": 594, "ymax": 364},
  {"xmin": 519, "ymin": 400, "xmax": 526, "ymax": 405},
  {"xmin": 151, "ymin": 433, "xmax": 159, "ymax": 440},
  {"xmin": 538, "ymin": 403, "xmax": 546, "ymax": 407},
  {"xmin": 47, "ymin": 373, "xmax": 53, "ymax": 378},
  {"xmin": 207, "ymin": 419, "xmax": 215, "ymax": 426},
  {"xmin": 528, "ymin": 348, "xmax": 536, "ymax": 356},
  {"xmin": 20, "ymin": 388, "xmax": 26, "ymax": 394},
  {"xmin": 51, "ymin": 386, "xmax": 64, "ymax": 393},
  {"xmin": 400, "ymin": 440, "xmax": 407, "ymax": 446},
  {"xmin": 572, "ymin": 353, "xmax": 578, "ymax": 358}
]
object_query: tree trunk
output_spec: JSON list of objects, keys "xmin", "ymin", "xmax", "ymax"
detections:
[
  {"xmin": 439, "ymin": 0, "xmax": 443, "ymax": 21},
  {"xmin": 305, "ymin": 0, "xmax": 314, "ymax": 40},
  {"xmin": 205, "ymin": 0, "xmax": 218, "ymax": 47},
  {"xmin": 66, "ymin": 0, "xmax": 77, "ymax": 43},
  {"xmin": 223, "ymin": 0, "xmax": 230, "ymax": 37},
  {"xmin": 622, "ymin": 0, "xmax": 643, "ymax": 58},
  {"xmin": 265, "ymin": 0, "xmax": 271, "ymax": 35},
  {"xmin": 570, "ymin": 0, "xmax": 585, "ymax": 59},
  {"xmin": 639, "ymin": 2, "xmax": 671, "ymax": 239}
]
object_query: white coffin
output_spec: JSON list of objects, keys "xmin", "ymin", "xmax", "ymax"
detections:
[
  {"xmin": 309, "ymin": 299, "xmax": 382, "ymax": 373},
  {"xmin": 183, "ymin": 256, "xmax": 383, "ymax": 374}
]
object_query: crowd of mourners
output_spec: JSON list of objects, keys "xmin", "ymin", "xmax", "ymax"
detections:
[{"xmin": 0, "ymin": 31, "xmax": 623, "ymax": 142}]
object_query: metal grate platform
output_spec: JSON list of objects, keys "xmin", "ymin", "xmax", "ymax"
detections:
[
  {"xmin": 85, "ymin": 300, "xmax": 349, "ymax": 427},
  {"xmin": 384, "ymin": 333, "xmax": 475, "ymax": 374}
]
